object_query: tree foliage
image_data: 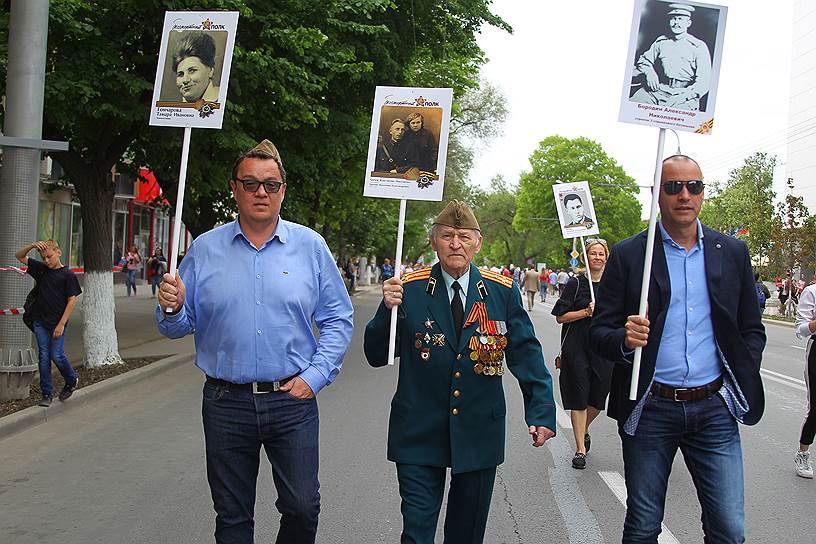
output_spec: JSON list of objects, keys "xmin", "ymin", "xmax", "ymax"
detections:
[
  {"xmin": 699, "ymin": 152, "xmax": 776, "ymax": 268},
  {"xmin": 768, "ymin": 178, "xmax": 816, "ymax": 275},
  {"xmin": 512, "ymin": 136, "xmax": 642, "ymax": 268}
]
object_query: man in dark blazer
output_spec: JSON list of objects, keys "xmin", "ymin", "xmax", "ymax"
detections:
[
  {"xmin": 364, "ymin": 200, "xmax": 555, "ymax": 544},
  {"xmin": 590, "ymin": 155, "xmax": 765, "ymax": 544}
]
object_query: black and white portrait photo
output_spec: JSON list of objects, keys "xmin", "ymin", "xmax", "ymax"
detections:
[
  {"xmin": 158, "ymin": 30, "xmax": 228, "ymax": 104},
  {"xmin": 371, "ymin": 106, "xmax": 442, "ymax": 179},
  {"xmin": 618, "ymin": 1, "xmax": 727, "ymax": 134},
  {"xmin": 363, "ymin": 86, "xmax": 453, "ymax": 202},
  {"xmin": 149, "ymin": 11, "xmax": 239, "ymax": 129},
  {"xmin": 553, "ymin": 182, "xmax": 600, "ymax": 239}
]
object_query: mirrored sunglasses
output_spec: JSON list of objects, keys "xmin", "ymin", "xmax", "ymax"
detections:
[{"xmin": 662, "ymin": 180, "xmax": 704, "ymax": 195}]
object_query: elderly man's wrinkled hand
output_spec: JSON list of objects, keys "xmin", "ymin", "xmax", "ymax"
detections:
[{"xmin": 383, "ymin": 277, "xmax": 404, "ymax": 310}]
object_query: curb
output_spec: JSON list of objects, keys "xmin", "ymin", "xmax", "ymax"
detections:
[
  {"xmin": 0, "ymin": 351, "xmax": 194, "ymax": 441},
  {"xmin": 762, "ymin": 317, "xmax": 795, "ymax": 329}
]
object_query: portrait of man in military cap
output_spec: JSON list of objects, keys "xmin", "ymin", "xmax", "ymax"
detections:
[{"xmin": 629, "ymin": 1, "xmax": 722, "ymax": 112}]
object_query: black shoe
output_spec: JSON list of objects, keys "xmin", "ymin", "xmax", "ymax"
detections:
[
  {"xmin": 39, "ymin": 395, "xmax": 53, "ymax": 407},
  {"xmin": 572, "ymin": 452, "xmax": 587, "ymax": 469},
  {"xmin": 584, "ymin": 433, "xmax": 591, "ymax": 453},
  {"xmin": 59, "ymin": 378, "xmax": 78, "ymax": 402}
]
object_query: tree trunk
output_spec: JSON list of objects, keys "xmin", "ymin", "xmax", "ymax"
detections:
[{"xmin": 75, "ymin": 172, "xmax": 123, "ymax": 367}]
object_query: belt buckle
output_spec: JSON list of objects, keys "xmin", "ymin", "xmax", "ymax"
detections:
[
  {"xmin": 673, "ymin": 387, "xmax": 688, "ymax": 402},
  {"xmin": 252, "ymin": 382, "xmax": 272, "ymax": 395}
]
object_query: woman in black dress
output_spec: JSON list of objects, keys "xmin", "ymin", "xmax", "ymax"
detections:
[
  {"xmin": 551, "ymin": 238, "xmax": 613, "ymax": 469},
  {"xmin": 403, "ymin": 112, "xmax": 438, "ymax": 172}
]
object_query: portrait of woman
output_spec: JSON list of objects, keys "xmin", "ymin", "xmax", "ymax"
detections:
[
  {"xmin": 403, "ymin": 111, "xmax": 439, "ymax": 172},
  {"xmin": 172, "ymin": 31, "xmax": 220, "ymax": 103}
]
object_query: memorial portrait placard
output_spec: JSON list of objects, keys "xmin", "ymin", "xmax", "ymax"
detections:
[
  {"xmin": 149, "ymin": 11, "xmax": 239, "ymax": 129},
  {"xmin": 618, "ymin": 0, "xmax": 727, "ymax": 135},
  {"xmin": 553, "ymin": 181, "xmax": 600, "ymax": 239},
  {"xmin": 363, "ymin": 86, "xmax": 453, "ymax": 201}
]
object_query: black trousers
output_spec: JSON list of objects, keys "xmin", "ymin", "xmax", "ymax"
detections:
[
  {"xmin": 801, "ymin": 338, "xmax": 816, "ymax": 446},
  {"xmin": 396, "ymin": 464, "xmax": 496, "ymax": 544}
]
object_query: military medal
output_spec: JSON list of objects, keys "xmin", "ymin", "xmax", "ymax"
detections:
[
  {"xmin": 420, "ymin": 347, "xmax": 430, "ymax": 361},
  {"xmin": 432, "ymin": 333, "xmax": 445, "ymax": 346},
  {"xmin": 497, "ymin": 365, "xmax": 504, "ymax": 376},
  {"xmin": 414, "ymin": 339, "xmax": 422, "ymax": 349},
  {"xmin": 469, "ymin": 351, "xmax": 479, "ymax": 361},
  {"xmin": 424, "ymin": 333, "xmax": 431, "ymax": 344},
  {"xmin": 473, "ymin": 363, "xmax": 484, "ymax": 374},
  {"xmin": 424, "ymin": 318, "xmax": 435, "ymax": 330}
]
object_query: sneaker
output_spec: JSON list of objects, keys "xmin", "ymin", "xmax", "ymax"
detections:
[
  {"xmin": 572, "ymin": 452, "xmax": 587, "ymax": 470},
  {"xmin": 584, "ymin": 433, "xmax": 591, "ymax": 453},
  {"xmin": 39, "ymin": 395, "xmax": 53, "ymax": 407},
  {"xmin": 59, "ymin": 378, "xmax": 78, "ymax": 402},
  {"xmin": 795, "ymin": 451, "xmax": 814, "ymax": 479}
]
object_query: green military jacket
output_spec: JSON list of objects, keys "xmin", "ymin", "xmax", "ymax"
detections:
[{"xmin": 364, "ymin": 263, "xmax": 556, "ymax": 474}]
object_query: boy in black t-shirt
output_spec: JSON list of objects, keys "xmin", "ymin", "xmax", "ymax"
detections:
[{"xmin": 15, "ymin": 240, "xmax": 82, "ymax": 407}]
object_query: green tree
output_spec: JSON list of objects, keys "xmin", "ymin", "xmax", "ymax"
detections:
[
  {"xmin": 768, "ymin": 177, "xmax": 812, "ymax": 276},
  {"xmin": 699, "ymin": 152, "xmax": 776, "ymax": 268},
  {"xmin": 514, "ymin": 136, "xmax": 642, "ymax": 268}
]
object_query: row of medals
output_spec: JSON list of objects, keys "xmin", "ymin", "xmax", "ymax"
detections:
[{"xmin": 469, "ymin": 324, "xmax": 507, "ymax": 376}]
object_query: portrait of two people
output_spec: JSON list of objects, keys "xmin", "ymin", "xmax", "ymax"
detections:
[{"xmin": 372, "ymin": 107, "xmax": 441, "ymax": 180}]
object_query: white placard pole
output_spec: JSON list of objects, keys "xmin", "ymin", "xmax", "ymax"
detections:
[
  {"xmin": 579, "ymin": 236, "xmax": 595, "ymax": 303},
  {"xmin": 387, "ymin": 198, "xmax": 407, "ymax": 365},
  {"xmin": 629, "ymin": 128, "xmax": 666, "ymax": 399},
  {"xmin": 165, "ymin": 126, "xmax": 192, "ymax": 312}
]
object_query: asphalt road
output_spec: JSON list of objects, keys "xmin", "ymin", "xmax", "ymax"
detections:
[{"xmin": 0, "ymin": 288, "xmax": 813, "ymax": 543}]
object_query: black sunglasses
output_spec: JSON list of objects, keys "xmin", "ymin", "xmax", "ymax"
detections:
[
  {"xmin": 662, "ymin": 180, "xmax": 704, "ymax": 195},
  {"xmin": 234, "ymin": 178, "xmax": 285, "ymax": 193}
]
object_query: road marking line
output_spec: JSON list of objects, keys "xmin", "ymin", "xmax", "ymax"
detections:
[
  {"xmin": 760, "ymin": 368, "xmax": 806, "ymax": 391},
  {"xmin": 790, "ymin": 345, "xmax": 806, "ymax": 351},
  {"xmin": 556, "ymin": 402, "xmax": 573, "ymax": 429},
  {"xmin": 598, "ymin": 471, "xmax": 681, "ymax": 544}
]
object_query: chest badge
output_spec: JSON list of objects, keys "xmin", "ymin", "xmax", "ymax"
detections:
[{"xmin": 424, "ymin": 318, "xmax": 435, "ymax": 330}]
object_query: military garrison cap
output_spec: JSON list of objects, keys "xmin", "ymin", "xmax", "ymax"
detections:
[
  {"xmin": 250, "ymin": 139, "xmax": 283, "ymax": 166},
  {"xmin": 667, "ymin": 3, "xmax": 695, "ymax": 16},
  {"xmin": 433, "ymin": 200, "xmax": 480, "ymax": 231}
]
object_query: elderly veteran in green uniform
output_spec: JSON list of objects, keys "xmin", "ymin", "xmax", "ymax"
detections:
[
  {"xmin": 631, "ymin": 3, "xmax": 712, "ymax": 111},
  {"xmin": 364, "ymin": 200, "xmax": 556, "ymax": 544}
]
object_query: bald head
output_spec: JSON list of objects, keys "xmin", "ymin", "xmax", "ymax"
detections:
[{"xmin": 662, "ymin": 154, "xmax": 702, "ymax": 180}]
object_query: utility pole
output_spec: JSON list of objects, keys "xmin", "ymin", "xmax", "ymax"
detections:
[{"xmin": 0, "ymin": 0, "xmax": 67, "ymax": 399}]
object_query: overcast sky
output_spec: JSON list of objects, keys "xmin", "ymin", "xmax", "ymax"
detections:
[{"xmin": 470, "ymin": 0, "xmax": 795, "ymax": 216}]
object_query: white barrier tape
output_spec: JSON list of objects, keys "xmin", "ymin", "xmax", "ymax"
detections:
[{"xmin": 0, "ymin": 266, "xmax": 26, "ymax": 275}]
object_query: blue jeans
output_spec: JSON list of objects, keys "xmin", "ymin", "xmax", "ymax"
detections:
[
  {"xmin": 126, "ymin": 269, "xmax": 138, "ymax": 296},
  {"xmin": 202, "ymin": 382, "xmax": 320, "ymax": 544},
  {"xmin": 32, "ymin": 321, "xmax": 77, "ymax": 397},
  {"xmin": 620, "ymin": 394, "xmax": 744, "ymax": 544},
  {"xmin": 150, "ymin": 273, "xmax": 161, "ymax": 296}
]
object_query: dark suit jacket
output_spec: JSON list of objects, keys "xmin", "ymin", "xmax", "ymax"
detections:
[
  {"xmin": 364, "ymin": 263, "xmax": 556, "ymax": 474},
  {"xmin": 589, "ymin": 225, "xmax": 766, "ymax": 426}
]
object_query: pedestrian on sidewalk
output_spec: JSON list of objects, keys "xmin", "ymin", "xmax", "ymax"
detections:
[
  {"xmin": 538, "ymin": 267, "xmax": 548, "ymax": 302},
  {"xmin": 521, "ymin": 265, "xmax": 540, "ymax": 311},
  {"xmin": 590, "ymin": 155, "xmax": 766, "ymax": 543},
  {"xmin": 15, "ymin": 240, "xmax": 81, "ymax": 407},
  {"xmin": 552, "ymin": 238, "xmax": 613, "ymax": 470},
  {"xmin": 794, "ymin": 279, "xmax": 816, "ymax": 479},
  {"xmin": 364, "ymin": 200, "xmax": 555, "ymax": 544},
  {"xmin": 147, "ymin": 247, "xmax": 167, "ymax": 298},
  {"xmin": 125, "ymin": 245, "xmax": 142, "ymax": 296},
  {"xmin": 156, "ymin": 139, "xmax": 353, "ymax": 544}
]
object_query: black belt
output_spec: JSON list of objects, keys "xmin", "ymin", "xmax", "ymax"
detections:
[
  {"xmin": 667, "ymin": 78, "xmax": 691, "ymax": 88},
  {"xmin": 206, "ymin": 375, "xmax": 296, "ymax": 394},
  {"xmin": 650, "ymin": 376, "xmax": 723, "ymax": 402}
]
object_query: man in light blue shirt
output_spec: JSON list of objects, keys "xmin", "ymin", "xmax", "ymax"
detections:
[
  {"xmin": 157, "ymin": 139, "xmax": 353, "ymax": 544},
  {"xmin": 590, "ymin": 155, "xmax": 765, "ymax": 544}
]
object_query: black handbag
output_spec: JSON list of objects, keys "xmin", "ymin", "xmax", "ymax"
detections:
[
  {"xmin": 22, "ymin": 284, "xmax": 38, "ymax": 332},
  {"xmin": 554, "ymin": 276, "xmax": 582, "ymax": 369}
]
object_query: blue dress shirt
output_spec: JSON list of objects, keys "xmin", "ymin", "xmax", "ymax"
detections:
[
  {"xmin": 156, "ymin": 218, "xmax": 354, "ymax": 394},
  {"xmin": 653, "ymin": 220, "xmax": 721, "ymax": 387},
  {"xmin": 440, "ymin": 267, "xmax": 470, "ymax": 312}
]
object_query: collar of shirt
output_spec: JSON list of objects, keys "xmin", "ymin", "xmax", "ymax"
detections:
[
  {"xmin": 658, "ymin": 219, "xmax": 703, "ymax": 252},
  {"xmin": 230, "ymin": 216, "xmax": 289, "ymax": 249},
  {"xmin": 440, "ymin": 266, "xmax": 470, "ymax": 310}
]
